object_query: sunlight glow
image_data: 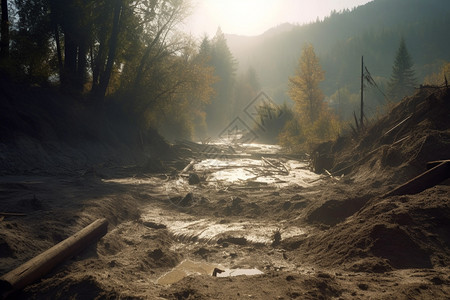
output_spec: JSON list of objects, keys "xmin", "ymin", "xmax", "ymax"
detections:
[
  {"xmin": 205, "ymin": 0, "xmax": 280, "ymax": 35},
  {"xmin": 183, "ymin": 0, "xmax": 373, "ymax": 37}
]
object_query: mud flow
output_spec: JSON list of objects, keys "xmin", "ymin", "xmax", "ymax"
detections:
[
  {"xmin": 2, "ymin": 86, "xmax": 449, "ymax": 300},
  {"xmin": 102, "ymin": 142, "xmax": 319, "ymax": 284}
]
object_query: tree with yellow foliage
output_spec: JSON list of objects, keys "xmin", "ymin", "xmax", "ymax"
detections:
[
  {"xmin": 281, "ymin": 44, "xmax": 339, "ymax": 151},
  {"xmin": 288, "ymin": 43, "xmax": 325, "ymax": 123},
  {"xmin": 424, "ymin": 61, "xmax": 450, "ymax": 86}
]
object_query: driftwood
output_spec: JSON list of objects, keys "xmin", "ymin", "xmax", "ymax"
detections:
[
  {"xmin": 308, "ymin": 169, "xmax": 338, "ymax": 184},
  {"xmin": 0, "ymin": 212, "xmax": 26, "ymax": 217},
  {"xmin": 382, "ymin": 160, "xmax": 450, "ymax": 198},
  {"xmin": 324, "ymin": 169, "xmax": 341, "ymax": 182},
  {"xmin": 0, "ymin": 218, "xmax": 108, "ymax": 298},
  {"xmin": 180, "ymin": 160, "xmax": 196, "ymax": 175},
  {"xmin": 383, "ymin": 114, "xmax": 412, "ymax": 137},
  {"xmin": 262, "ymin": 157, "xmax": 289, "ymax": 175}
]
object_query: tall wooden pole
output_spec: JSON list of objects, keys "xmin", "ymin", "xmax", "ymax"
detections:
[{"xmin": 360, "ymin": 56, "xmax": 364, "ymax": 128}]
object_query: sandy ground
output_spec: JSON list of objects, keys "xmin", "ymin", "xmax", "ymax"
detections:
[
  {"xmin": 1, "ymin": 87, "xmax": 449, "ymax": 299},
  {"xmin": 0, "ymin": 147, "xmax": 449, "ymax": 299}
]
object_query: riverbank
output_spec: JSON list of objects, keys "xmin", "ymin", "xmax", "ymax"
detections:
[
  {"xmin": 1, "ymin": 146, "xmax": 449, "ymax": 299},
  {"xmin": 1, "ymin": 87, "xmax": 449, "ymax": 299}
]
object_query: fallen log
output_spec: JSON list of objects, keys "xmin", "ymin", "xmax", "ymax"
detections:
[
  {"xmin": 382, "ymin": 160, "xmax": 450, "ymax": 198},
  {"xmin": 180, "ymin": 160, "xmax": 196, "ymax": 175},
  {"xmin": 0, "ymin": 218, "xmax": 108, "ymax": 298},
  {"xmin": 0, "ymin": 212, "xmax": 27, "ymax": 217}
]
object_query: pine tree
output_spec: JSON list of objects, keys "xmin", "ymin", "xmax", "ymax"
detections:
[
  {"xmin": 387, "ymin": 37, "xmax": 417, "ymax": 100},
  {"xmin": 205, "ymin": 27, "xmax": 237, "ymax": 134},
  {"xmin": 198, "ymin": 36, "xmax": 212, "ymax": 60},
  {"xmin": 288, "ymin": 43, "xmax": 325, "ymax": 123}
]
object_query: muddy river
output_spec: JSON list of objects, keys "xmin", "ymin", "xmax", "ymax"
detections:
[{"xmin": 101, "ymin": 143, "xmax": 322, "ymax": 285}]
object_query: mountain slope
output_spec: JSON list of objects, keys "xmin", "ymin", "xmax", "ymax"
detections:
[{"xmin": 225, "ymin": 0, "xmax": 450, "ymax": 107}]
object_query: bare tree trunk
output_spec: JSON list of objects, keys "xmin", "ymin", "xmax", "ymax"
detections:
[
  {"xmin": 0, "ymin": 0, "xmax": 9, "ymax": 59},
  {"xmin": 54, "ymin": 25, "xmax": 63, "ymax": 78},
  {"xmin": 62, "ymin": 33, "xmax": 78, "ymax": 89},
  {"xmin": 76, "ymin": 39, "xmax": 88, "ymax": 92},
  {"xmin": 91, "ymin": 26, "xmax": 107, "ymax": 95},
  {"xmin": 133, "ymin": 3, "xmax": 181, "ymax": 90},
  {"xmin": 97, "ymin": 0, "xmax": 122, "ymax": 100}
]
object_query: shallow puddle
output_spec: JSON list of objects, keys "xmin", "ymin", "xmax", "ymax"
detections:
[
  {"xmin": 156, "ymin": 259, "xmax": 263, "ymax": 285},
  {"xmin": 157, "ymin": 260, "xmax": 216, "ymax": 285}
]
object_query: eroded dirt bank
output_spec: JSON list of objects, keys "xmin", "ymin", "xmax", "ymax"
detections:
[{"xmin": 1, "ymin": 87, "xmax": 449, "ymax": 299}]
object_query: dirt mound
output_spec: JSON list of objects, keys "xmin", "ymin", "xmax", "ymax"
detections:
[
  {"xmin": 0, "ymin": 80, "xmax": 173, "ymax": 175},
  {"xmin": 301, "ymin": 87, "xmax": 450, "ymax": 272},
  {"xmin": 307, "ymin": 195, "xmax": 371, "ymax": 226},
  {"xmin": 369, "ymin": 223, "xmax": 431, "ymax": 269},
  {"xmin": 297, "ymin": 185, "xmax": 450, "ymax": 271},
  {"xmin": 313, "ymin": 86, "xmax": 450, "ymax": 187}
]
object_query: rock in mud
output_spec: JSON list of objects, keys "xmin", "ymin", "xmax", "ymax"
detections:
[
  {"xmin": 358, "ymin": 283, "xmax": 369, "ymax": 290},
  {"xmin": 272, "ymin": 229, "xmax": 282, "ymax": 247},
  {"xmin": 179, "ymin": 192, "xmax": 194, "ymax": 207},
  {"xmin": 231, "ymin": 197, "xmax": 243, "ymax": 210},
  {"xmin": 188, "ymin": 173, "xmax": 200, "ymax": 185},
  {"xmin": 142, "ymin": 221, "xmax": 167, "ymax": 229},
  {"xmin": 148, "ymin": 248, "xmax": 164, "ymax": 260}
]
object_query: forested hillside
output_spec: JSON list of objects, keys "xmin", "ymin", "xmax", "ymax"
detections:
[
  {"xmin": 1, "ymin": 0, "xmax": 449, "ymax": 143},
  {"xmin": 0, "ymin": 0, "xmax": 221, "ymax": 142},
  {"xmin": 226, "ymin": 0, "xmax": 450, "ymax": 117}
]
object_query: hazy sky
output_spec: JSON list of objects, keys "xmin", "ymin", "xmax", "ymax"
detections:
[{"xmin": 182, "ymin": 0, "xmax": 373, "ymax": 37}]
